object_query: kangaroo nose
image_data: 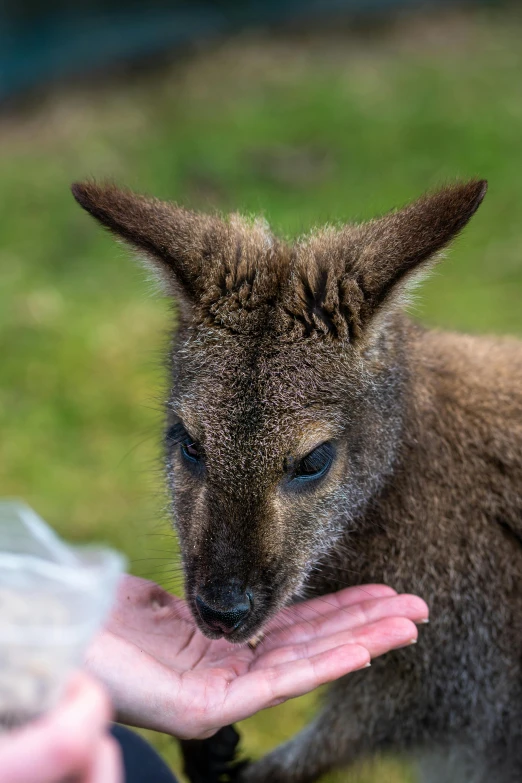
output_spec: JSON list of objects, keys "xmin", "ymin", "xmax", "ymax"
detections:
[{"xmin": 196, "ymin": 591, "xmax": 252, "ymax": 634}]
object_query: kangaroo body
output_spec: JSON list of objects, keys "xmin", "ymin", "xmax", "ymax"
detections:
[
  {"xmin": 73, "ymin": 179, "xmax": 522, "ymax": 782},
  {"xmin": 248, "ymin": 324, "xmax": 522, "ymax": 783}
]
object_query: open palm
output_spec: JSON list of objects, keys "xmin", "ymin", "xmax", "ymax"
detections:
[{"xmin": 86, "ymin": 575, "xmax": 428, "ymax": 740}]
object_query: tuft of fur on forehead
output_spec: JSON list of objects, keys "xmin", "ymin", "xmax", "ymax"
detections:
[
  {"xmin": 72, "ymin": 179, "xmax": 486, "ymax": 343},
  {"xmin": 197, "ymin": 214, "xmax": 291, "ymax": 335},
  {"xmin": 280, "ymin": 228, "xmax": 366, "ymax": 342}
]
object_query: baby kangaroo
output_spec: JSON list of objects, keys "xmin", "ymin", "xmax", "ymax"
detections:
[{"xmin": 73, "ymin": 179, "xmax": 522, "ymax": 783}]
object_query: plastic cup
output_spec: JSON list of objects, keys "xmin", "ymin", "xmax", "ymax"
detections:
[{"xmin": 0, "ymin": 501, "xmax": 125, "ymax": 730}]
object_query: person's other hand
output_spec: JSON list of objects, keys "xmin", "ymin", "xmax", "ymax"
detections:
[
  {"xmin": 87, "ymin": 575, "xmax": 428, "ymax": 740},
  {"xmin": 0, "ymin": 672, "xmax": 121, "ymax": 783}
]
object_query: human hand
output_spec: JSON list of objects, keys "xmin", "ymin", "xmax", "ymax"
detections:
[
  {"xmin": 0, "ymin": 672, "xmax": 121, "ymax": 783},
  {"xmin": 86, "ymin": 575, "xmax": 428, "ymax": 740}
]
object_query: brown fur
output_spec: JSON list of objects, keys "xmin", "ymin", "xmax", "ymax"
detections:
[{"xmin": 72, "ymin": 179, "xmax": 522, "ymax": 782}]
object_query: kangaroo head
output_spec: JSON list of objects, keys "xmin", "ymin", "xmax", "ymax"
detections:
[{"xmin": 72, "ymin": 179, "xmax": 486, "ymax": 642}]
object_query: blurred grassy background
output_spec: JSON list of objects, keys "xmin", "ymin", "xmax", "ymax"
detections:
[{"xmin": 1, "ymin": 6, "xmax": 522, "ymax": 781}]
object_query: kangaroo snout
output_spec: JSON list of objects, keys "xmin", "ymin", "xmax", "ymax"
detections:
[{"xmin": 195, "ymin": 579, "xmax": 253, "ymax": 635}]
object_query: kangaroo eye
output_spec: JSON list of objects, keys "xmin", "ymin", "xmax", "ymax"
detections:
[
  {"xmin": 291, "ymin": 442, "xmax": 334, "ymax": 484},
  {"xmin": 181, "ymin": 440, "xmax": 201, "ymax": 463},
  {"xmin": 166, "ymin": 422, "xmax": 203, "ymax": 469}
]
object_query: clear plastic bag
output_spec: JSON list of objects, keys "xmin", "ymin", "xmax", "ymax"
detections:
[{"xmin": 0, "ymin": 500, "xmax": 125, "ymax": 730}]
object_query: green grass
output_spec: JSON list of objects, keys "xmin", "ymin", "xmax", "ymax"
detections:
[{"xmin": 1, "ymin": 7, "xmax": 522, "ymax": 780}]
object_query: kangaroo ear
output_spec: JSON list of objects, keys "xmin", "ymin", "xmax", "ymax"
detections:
[
  {"xmin": 352, "ymin": 179, "xmax": 487, "ymax": 322},
  {"xmin": 71, "ymin": 181, "xmax": 225, "ymax": 311},
  {"xmin": 288, "ymin": 180, "xmax": 487, "ymax": 343}
]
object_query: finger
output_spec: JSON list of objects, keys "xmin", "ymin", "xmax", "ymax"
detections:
[
  {"xmin": 267, "ymin": 584, "xmax": 397, "ymax": 633},
  {"xmin": 0, "ymin": 673, "xmax": 112, "ymax": 783},
  {"xmin": 252, "ymin": 616, "xmax": 419, "ymax": 670},
  {"xmin": 262, "ymin": 594, "xmax": 428, "ymax": 651},
  {"xmin": 87, "ymin": 736, "xmax": 123, "ymax": 783},
  {"xmin": 220, "ymin": 643, "xmax": 371, "ymax": 724}
]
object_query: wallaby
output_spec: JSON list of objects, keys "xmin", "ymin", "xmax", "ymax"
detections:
[{"xmin": 72, "ymin": 179, "xmax": 522, "ymax": 783}]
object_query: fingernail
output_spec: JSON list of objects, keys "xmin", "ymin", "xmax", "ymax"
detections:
[
  {"xmin": 363, "ymin": 662, "xmax": 371, "ymax": 668},
  {"xmin": 418, "ymin": 618, "xmax": 429, "ymax": 624},
  {"xmin": 396, "ymin": 637, "xmax": 418, "ymax": 650}
]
